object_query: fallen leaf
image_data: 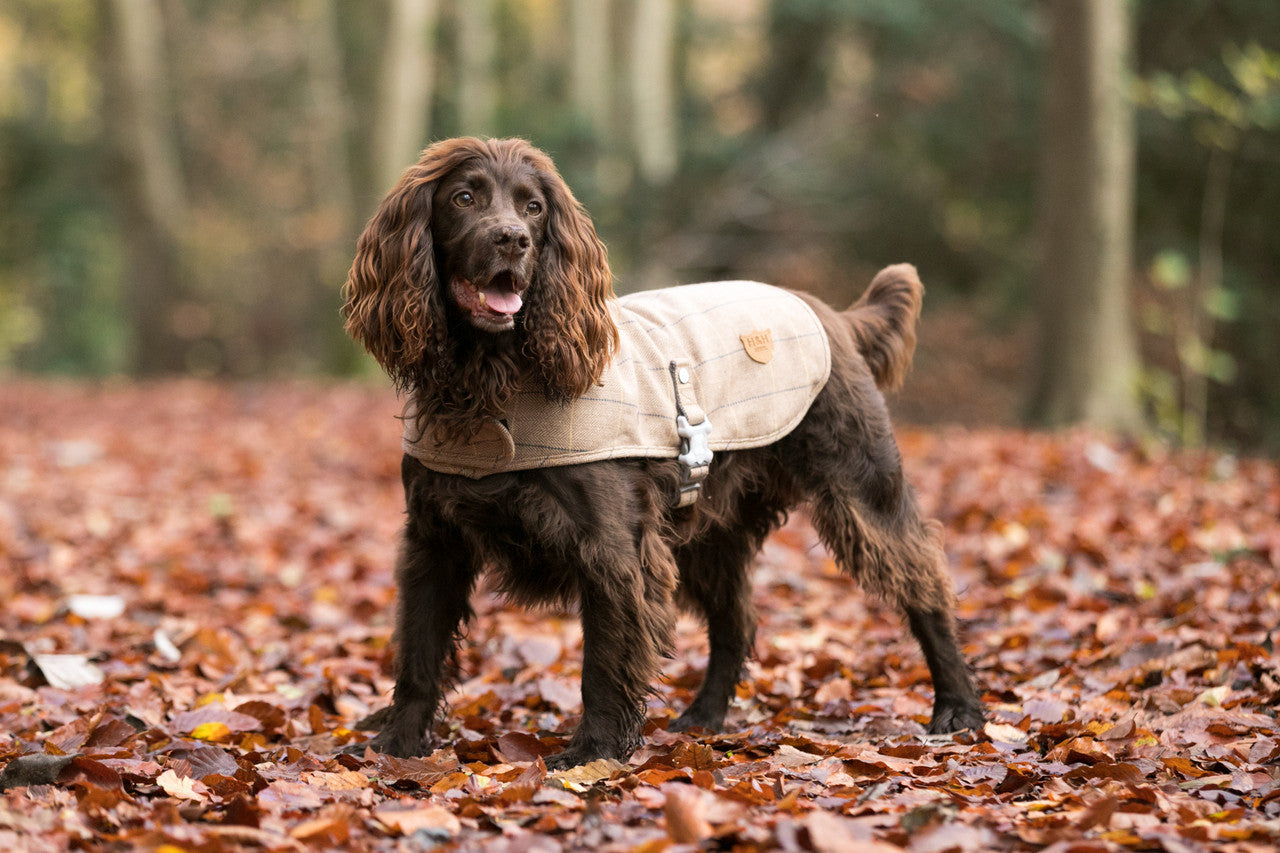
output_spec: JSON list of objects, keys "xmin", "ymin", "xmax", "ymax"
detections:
[
  {"xmin": 984, "ymin": 722, "xmax": 1028, "ymax": 744},
  {"xmin": 66, "ymin": 594, "xmax": 126, "ymax": 620},
  {"xmin": 547, "ymin": 758, "xmax": 627, "ymax": 791},
  {"xmin": 375, "ymin": 803, "xmax": 461, "ymax": 838},
  {"xmin": 663, "ymin": 784, "xmax": 711, "ymax": 843},
  {"xmin": 156, "ymin": 769, "xmax": 208, "ymax": 802},
  {"xmin": 31, "ymin": 654, "xmax": 104, "ymax": 689}
]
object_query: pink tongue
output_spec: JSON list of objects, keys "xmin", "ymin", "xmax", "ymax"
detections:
[{"xmin": 482, "ymin": 286, "xmax": 523, "ymax": 315}]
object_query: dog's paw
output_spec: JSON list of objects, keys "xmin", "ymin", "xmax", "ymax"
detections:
[
  {"xmin": 337, "ymin": 730, "xmax": 424, "ymax": 759},
  {"xmin": 543, "ymin": 752, "xmax": 580, "ymax": 772},
  {"xmin": 926, "ymin": 699, "xmax": 986, "ymax": 735},
  {"xmin": 668, "ymin": 707, "xmax": 726, "ymax": 733},
  {"xmin": 543, "ymin": 747, "xmax": 629, "ymax": 773},
  {"xmin": 543, "ymin": 735, "xmax": 638, "ymax": 772}
]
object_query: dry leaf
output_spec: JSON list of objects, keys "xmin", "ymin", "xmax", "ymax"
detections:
[
  {"xmin": 6, "ymin": 383, "xmax": 1280, "ymax": 850},
  {"xmin": 156, "ymin": 769, "xmax": 208, "ymax": 802},
  {"xmin": 546, "ymin": 758, "xmax": 627, "ymax": 791},
  {"xmin": 66, "ymin": 594, "xmax": 126, "ymax": 620},
  {"xmin": 30, "ymin": 654, "xmax": 105, "ymax": 690},
  {"xmin": 983, "ymin": 722, "xmax": 1028, "ymax": 744},
  {"xmin": 375, "ymin": 804, "xmax": 461, "ymax": 838},
  {"xmin": 663, "ymin": 784, "xmax": 711, "ymax": 843}
]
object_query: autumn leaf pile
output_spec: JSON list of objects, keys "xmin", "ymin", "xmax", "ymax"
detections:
[{"xmin": 2, "ymin": 381, "xmax": 1278, "ymax": 852}]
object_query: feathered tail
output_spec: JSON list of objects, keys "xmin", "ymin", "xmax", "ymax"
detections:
[{"xmin": 847, "ymin": 264, "xmax": 923, "ymax": 392}]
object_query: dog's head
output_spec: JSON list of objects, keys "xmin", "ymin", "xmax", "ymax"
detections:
[{"xmin": 343, "ymin": 137, "xmax": 617, "ymax": 403}]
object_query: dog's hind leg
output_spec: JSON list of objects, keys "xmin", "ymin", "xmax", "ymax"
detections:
[
  {"xmin": 805, "ymin": 447, "xmax": 984, "ymax": 734},
  {"xmin": 669, "ymin": 528, "xmax": 758, "ymax": 732}
]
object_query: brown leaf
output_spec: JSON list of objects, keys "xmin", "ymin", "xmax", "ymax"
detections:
[
  {"xmin": 494, "ymin": 731, "xmax": 554, "ymax": 763},
  {"xmin": 372, "ymin": 753, "xmax": 459, "ymax": 787},
  {"xmin": 290, "ymin": 815, "xmax": 351, "ymax": 844},
  {"xmin": 1023, "ymin": 697, "xmax": 1069, "ymax": 724},
  {"xmin": 232, "ymin": 700, "xmax": 287, "ymax": 733},
  {"xmin": 169, "ymin": 705, "xmax": 263, "ymax": 735},
  {"xmin": 301, "ymin": 769, "xmax": 369, "ymax": 791},
  {"xmin": 802, "ymin": 810, "xmax": 900, "ymax": 853},
  {"xmin": 547, "ymin": 758, "xmax": 627, "ymax": 791},
  {"xmin": 375, "ymin": 803, "xmax": 461, "ymax": 838},
  {"xmin": 663, "ymin": 784, "xmax": 711, "ymax": 843},
  {"xmin": 1096, "ymin": 716, "xmax": 1137, "ymax": 740},
  {"xmin": 166, "ymin": 745, "xmax": 241, "ymax": 780}
]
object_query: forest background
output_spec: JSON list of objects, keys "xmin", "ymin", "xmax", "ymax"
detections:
[{"xmin": 2, "ymin": 0, "xmax": 1279, "ymax": 452}]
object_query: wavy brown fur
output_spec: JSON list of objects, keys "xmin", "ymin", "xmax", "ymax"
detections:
[
  {"xmin": 342, "ymin": 137, "xmax": 616, "ymax": 442},
  {"xmin": 342, "ymin": 139, "xmax": 983, "ymax": 769}
]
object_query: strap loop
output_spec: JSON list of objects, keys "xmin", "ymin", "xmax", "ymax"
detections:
[{"xmin": 670, "ymin": 360, "xmax": 713, "ymax": 507}]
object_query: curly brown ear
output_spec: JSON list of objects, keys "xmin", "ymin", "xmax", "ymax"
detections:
[
  {"xmin": 344, "ymin": 139, "xmax": 499, "ymax": 386},
  {"xmin": 521, "ymin": 153, "xmax": 618, "ymax": 401},
  {"xmin": 341, "ymin": 164, "xmax": 443, "ymax": 386}
]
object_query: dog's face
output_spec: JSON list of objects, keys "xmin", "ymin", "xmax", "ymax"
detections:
[
  {"xmin": 431, "ymin": 157, "xmax": 549, "ymax": 333},
  {"xmin": 343, "ymin": 137, "xmax": 620, "ymax": 437}
]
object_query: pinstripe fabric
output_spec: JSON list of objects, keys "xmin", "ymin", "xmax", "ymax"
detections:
[{"xmin": 402, "ymin": 281, "xmax": 832, "ymax": 478}]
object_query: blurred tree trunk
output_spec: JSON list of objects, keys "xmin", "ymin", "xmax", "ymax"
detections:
[
  {"xmin": 759, "ymin": 0, "xmax": 837, "ymax": 132},
  {"xmin": 101, "ymin": 0, "xmax": 188, "ymax": 374},
  {"xmin": 569, "ymin": 0, "xmax": 613, "ymax": 140},
  {"xmin": 457, "ymin": 0, "xmax": 497, "ymax": 135},
  {"xmin": 371, "ymin": 0, "xmax": 440, "ymax": 194},
  {"xmin": 1028, "ymin": 0, "xmax": 1142, "ymax": 430},
  {"xmin": 629, "ymin": 0, "xmax": 678, "ymax": 184},
  {"xmin": 300, "ymin": 0, "xmax": 357, "ymax": 369}
]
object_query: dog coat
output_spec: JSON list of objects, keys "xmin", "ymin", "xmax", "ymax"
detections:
[{"xmin": 402, "ymin": 281, "xmax": 832, "ymax": 504}]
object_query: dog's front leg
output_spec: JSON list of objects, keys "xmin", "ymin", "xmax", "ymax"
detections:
[
  {"xmin": 350, "ymin": 519, "xmax": 479, "ymax": 758},
  {"xmin": 545, "ymin": 563, "xmax": 674, "ymax": 771}
]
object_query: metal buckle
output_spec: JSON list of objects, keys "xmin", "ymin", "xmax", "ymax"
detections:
[{"xmin": 676, "ymin": 415, "xmax": 713, "ymax": 507}]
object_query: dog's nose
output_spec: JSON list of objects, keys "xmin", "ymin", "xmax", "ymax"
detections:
[{"xmin": 491, "ymin": 224, "xmax": 531, "ymax": 254}]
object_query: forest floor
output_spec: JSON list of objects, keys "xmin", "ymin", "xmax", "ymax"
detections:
[{"xmin": 1, "ymin": 381, "xmax": 1278, "ymax": 851}]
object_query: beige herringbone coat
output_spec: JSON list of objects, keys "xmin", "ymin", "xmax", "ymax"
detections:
[{"xmin": 402, "ymin": 281, "xmax": 832, "ymax": 478}]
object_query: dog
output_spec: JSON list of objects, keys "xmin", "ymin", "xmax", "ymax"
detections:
[{"xmin": 341, "ymin": 137, "xmax": 984, "ymax": 769}]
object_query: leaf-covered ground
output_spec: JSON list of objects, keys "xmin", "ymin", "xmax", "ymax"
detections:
[{"xmin": 2, "ymin": 381, "xmax": 1278, "ymax": 852}]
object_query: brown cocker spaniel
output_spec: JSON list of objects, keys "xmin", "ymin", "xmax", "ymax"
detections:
[{"xmin": 342, "ymin": 137, "xmax": 984, "ymax": 769}]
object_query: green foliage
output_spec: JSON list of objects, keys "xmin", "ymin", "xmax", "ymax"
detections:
[
  {"xmin": 1135, "ymin": 38, "xmax": 1280, "ymax": 447},
  {"xmin": 0, "ymin": 0, "xmax": 126, "ymax": 372},
  {"xmin": 1136, "ymin": 42, "xmax": 1280, "ymax": 145},
  {"xmin": 0, "ymin": 112, "xmax": 125, "ymax": 374},
  {"xmin": 0, "ymin": 0, "xmax": 1277, "ymax": 450}
]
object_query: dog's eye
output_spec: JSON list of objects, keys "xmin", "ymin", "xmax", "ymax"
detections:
[
  {"xmin": 525, "ymin": 200, "xmax": 543, "ymax": 217},
  {"xmin": 452, "ymin": 191, "xmax": 474, "ymax": 208}
]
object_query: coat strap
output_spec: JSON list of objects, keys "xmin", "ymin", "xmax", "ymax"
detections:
[{"xmin": 669, "ymin": 359, "xmax": 713, "ymax": 507}]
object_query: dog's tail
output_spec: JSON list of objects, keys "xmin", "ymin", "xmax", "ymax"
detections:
[{"xmin": 845, "ymin": 263, "xmax": 923, "ymax": 392}]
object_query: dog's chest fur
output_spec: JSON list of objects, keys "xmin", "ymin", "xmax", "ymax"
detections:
[{"xmin": 403, "ymin": 281, "xmax": 832, "ymax": 477}]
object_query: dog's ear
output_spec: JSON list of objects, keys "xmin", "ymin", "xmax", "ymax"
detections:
[
  {"xmin": 343, "ymin": 140, "xmax": 489, "ymax": 385},
  {"xmin": 522, "ymin": 153, "xmax": 618, "ymax": 401},
  {"xmin": 342, "ymin": 163, "xmax": 444, "ymax": 384}
]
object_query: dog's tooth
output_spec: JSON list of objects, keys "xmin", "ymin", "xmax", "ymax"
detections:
[{"xmin": 477, "ymin": 291, "xmax": 487, "ymax": 307}]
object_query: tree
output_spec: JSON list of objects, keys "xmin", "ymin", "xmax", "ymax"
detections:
[
  {"xmin": 101, "ymin": 0, "xmax": 188, "ymax": 373},
  {"xmin": 457, "ymin": 0, "xmax": 497, "ymax": 135},
  {"xmin": 99, "ymin": 0, "xmax": 192, "ymax": 371},
  {"xmin": 568, "ymin": 0, "xmax": 614, "ymax": 141},
  {"xmin": 301, "ymin": 0, "xmax": 358, "ymax": 369},
  {"xmin": 629, "ymin": 0, "xmax": 678, "ymax": 184},
  {"xmin": 371, "ymin": 0, "xmax": 440, "ymax": 194},
  {"xmin": 1028, "ymin": 0, "xmax": 1143, "ymax": 430}
]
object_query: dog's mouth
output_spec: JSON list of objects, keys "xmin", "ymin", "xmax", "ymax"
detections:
[{"xmin": 451, "ymin": 271, "xmax": 527, "ymax": 331}]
